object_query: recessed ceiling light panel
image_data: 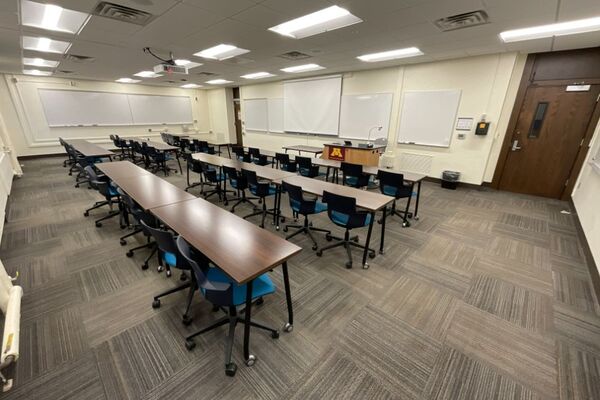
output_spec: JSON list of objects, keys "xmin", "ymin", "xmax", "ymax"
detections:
[
  {"xmin": 280, "ymin": 63, "xmax": 324, "ymax": 73},
  {"xmin": 22, "ymin": 36, "xmax": 71, "ymax": 54},
  {"xmin": 23, "ymin": 69, "xmax": 52, "ymax": 76},
  {"xmin": 174, "ymin": 59, "xmax": 203, "ymax": 69},
  {"xmin": 21, "ymin": 0, "xmax": 90, "ymax": 34},
  {"xmin": 269, "ymin": 5, "xmax": 362, "ymax": 39},
  {"xmin": 206, "ymin": 79, "xmax": 233, "ymax": 85},
  {"xmin": 500, "ymin": 16, "xmax": 600, "ymax": 42},
  {"xmin": 134, "ymin": 70, "xmax": 161, "ymax": 78},
  {"xmin": 23, "ymin": 57, "xmax": 59, "ymax": 68},
  {"xmin": 357, "ymin": 47, "xmax": 423, "ymax": 62},
  {"xmin": 194, "ymin": 44, "xmax": 250, "ymax": 61},
  {"xmin": 116, "ymin": 78, "xmax": 141, "ymax": 83},
  {"xmin": 241, "ymin": 72, "xmax": 276, "ymax": 79},
  {"xmin": 181, "ymin": 83, "xmax": 202, "ymax": 88}
]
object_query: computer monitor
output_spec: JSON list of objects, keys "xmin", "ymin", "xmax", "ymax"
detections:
[{"xmin": 344, "ymin": 140, "xmax": 352, "ymax": 146}]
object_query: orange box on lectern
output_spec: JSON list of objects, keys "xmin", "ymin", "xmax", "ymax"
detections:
[{"xmin": 328, "ymin": 146, "xmax": 345, "ymax": 161}]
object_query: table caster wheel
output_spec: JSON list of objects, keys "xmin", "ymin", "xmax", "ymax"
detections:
[
  {"xmin": 126, "ymin": 250, "xmax": 133, "ymax": 257},
  {"xmin": 362, "ymin": 263, "xmax": 370, "ymax": 269},
  {"xmin": 271, "ymin": 330, "xmax": 280, "ymax": 339},
  {"xmin": 225, "ymin": 362, "xmax": 237, "ymax": 377},
  {"xmin": 142, "ymin": 262, "xmax": 149, "ymax": 270},
  {"xmin": 312, "ymin": 244, "xmax": 318, "ymax": 251},
  {"xmin": 95, "ymin": 222, "xmax": 102, "ymax": 227},
  {"xmin": 182, "ymin": 315, "xmax": 192, "ymax": 325},
  {"xmin": 83, "ymin": 211, "xmax": 89, "ymax": 217},
  {"xmin": 152, "ymin": 299, "xmax": 160, "ymax": 308},
  {"xmin": 414, "ymin": 216, "xmax": 419, "ymax": 221},
  {"xmin": 284, "ymin": 323, "xmax": 293, "ymax": 333},
  {"xmin": 185, "ymin": 340, "xmax": 196, "ymax": 351},
  {"xmin": 157, "ymin": 265, "xmax": 164, "ymax": 273},
  {"xmin": 166, "ymin": 270, "xmax": 172, "ymax": 278},
  {"xmin": 316, "ymin": 250, "xmax": 323, "ymax": 257},
  {"xmin": 120, "ymin": 239, "xmax": 126, "ymax": 246},
  {"xmin": 402, "ymin": 221, "xmax": 411, "ymax": 228},
  {"xmin": 276, "ymin": 226, "xmax": 280, "ymax": 231},
  {"xmin": 245, "ymin": 355, "xmax": 256, "ymax": 367}
]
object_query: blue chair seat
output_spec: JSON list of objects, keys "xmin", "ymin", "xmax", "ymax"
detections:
[
  {"xmin": 108, "ymin": 186, "xmax": 120, "ymax": 196},
  {"xmin": 345, "ymin": 176, "xmax": 359, "ymax": 186},
  {"xmin": 290, "ymin": 199, "xmax": 327, "ymax": 214},
  {"xmin": 205, "ymin": 267, "xmax": 275, "ymax": 306},
  {"xmin": 331, "ymin": 210, "xmax": 371, "ymax": 227},
  {"xmin": 229, "ymin": 178, "xmax": 239, "ymax": 189},
  {"xmin": 250, "ymin": 185, "xmax": 277, "ymax": 196},
  {"xmin": 163, "ymin": 251, "xmax": 177, "ymax": 266}
]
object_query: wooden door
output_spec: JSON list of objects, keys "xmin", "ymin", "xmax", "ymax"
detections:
[
  {"xmin": 233, "ymin": 100, "xmax": 243, "ymax": 145},
  {"xmin": 498, "ymin": 84, "xmax": 600, "ymax": 198}
]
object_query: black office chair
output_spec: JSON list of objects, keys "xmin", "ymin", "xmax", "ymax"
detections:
[
  {"xmin": 232, "ymin": 145, "xmax": 245, "ymax": 160},
  {"xmin": 176, "ymin": 236, "xmax": 278, "ymax": 377},
  {"xmin": 340, "ymin": 162, "xmax": 370, "ymax": 188},
  {"xmin": 179, "ymin": 138, "xmax": 191, "ymax": 153},
  {"xmin": 275, "ymin": 153, "xmax": 297, "ymax": 172},
  {"xmin": 119, "ymin": 191, "xmax": 159, "ymax": 270},
  {"xmin": 296, "ymin": 156, "xmax": 321, "ymax": 178},
  {"xmin": 110, "ymin": 134, "xmax": 128, "ymax": 160},
  {"xmin": 147, "ymin": 146, "xmax": 172, "ymax": 175},
  {"xmin": 222, "ymin": 166, "xmax": 258, "ymax": 212},
  {"xmin": 248, "ymin": 147, "xmax": 260, "ymax": 158},
  {"xmin": 377, "ymin": 170, "xmax": 415, "ymax": 227},
  {"xmin": 201, "ymin": 162, "xmax": 230, "ymax": 201},
  {"xmin": 198, "ymin": 140, "xmax": 215, "ymax": 154},
  {"xmin": 242, "ymin": 169, "xmax": 277, "ymax": 228},
  {"xmin": 83, "ymin": 166, "xmax": 122, "ymax": 228},
  {"xmin": 184, "ymin": 153, "xmax": 204, "ymax": 192},
  {"xmin": 282, "ymin": 182, "xmax": 330, "ymax": 250},
  {"xmin": 59, "ymin": 138, "xmax": 76, "ymax": 169},
  {"xmin": 316, "ymin": 191, "xmax": 376, "ymax": 269},
  {"xmin": 140, "ymin": 221, "xmax": 196, "ymax": 325}
]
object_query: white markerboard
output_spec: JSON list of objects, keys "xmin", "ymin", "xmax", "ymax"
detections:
[
  {"xmin": 39, "ymin": 89, "xmax": 132, "ymax": 127},
  {"xmin": 268, "ymin": 98, "xmax": 284, "ymax": 133},
  {"xmin": 339, "ymin": 93, "xmax": 393, "ymax": 140},
  {"xmin": 128, "ymin": 94, "xmax": 193, "ymax": 125},
  {"xmin": 397, "ymin": 90, "xmax": 461, "ymax": 147},
  {"xmin": 244, "ymin": 98, "xmax": 268, "ymax": 131}
]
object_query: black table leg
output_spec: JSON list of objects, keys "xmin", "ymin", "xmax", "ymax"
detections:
[
  {"xmin": 175, "ymin": 152, "xmax": 182, "ymax": 174},
  {"xmin": 282, "ymin": 261, "xmax": 293, "ymax": 332},
  {"xmin": 414, "ymin": 180, "xmax": 422, "ymax": 220},
  {"xmin": 379, "ymin": 205, "xmax": 387, "ymax": 254},
  {"xmin": 325, "ymin": 167, "xmax": 330, "ymax": 182},
  {"xmin": 362, "ymin": 212, "xmax": 375, "ymax": 269},
  {"xmin": 243, "ymin": 279, "xmax": 255, "ymax": 366}
]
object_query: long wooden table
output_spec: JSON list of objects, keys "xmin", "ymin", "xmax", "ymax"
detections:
[
  {"xmin": 65, "ymin": 139, "xmax": 115, "ymax": 158},
  {"xmin": 123, "ymin": 137, "xmax": 182, "ymax": 173},
  {"xmin": 282, "ymin": 145, "xmax": 323, "ymax": 156},
  {"xmin": 95, "ymin": 160, "xmax": 152, "ymax": 179},
  {"xmin": 281, "ymin": 175, "xmax": 394, "ymax": 267}
]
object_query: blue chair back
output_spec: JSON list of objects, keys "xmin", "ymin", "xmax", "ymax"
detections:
[
  {"xmin": 283, "ymin": 181, "xmax": 318, "ymax": 215},
  {"xmin": 322, "ymin": 190, "xmax": 370, "ymax": 229},
  {"xmin": 140, "ymin": 220, "xmax": 190, "ymax": 270},
  {"xmin": 341, "ymin": 162, "xmax": 369, "ymax": 188},
  {"xmin": 377, "ymin": 170, "xmax": 412, "ymax": 198}
]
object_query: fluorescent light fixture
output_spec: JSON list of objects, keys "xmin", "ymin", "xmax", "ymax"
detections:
[
  {"xmin": 116, "ymin": 78, "xmax": 141, "ymax": 83},
  {"xmin": 174, "ymin": 59, "xmax": 202, "ymax": 69},
  {"xmin": 23, "ymin": 69, "xmax": 52, "ymax": 76},
  {"xmin": 241, "ymin": 72, "xmax": 276, "ymax": 79},
  {"xmin": 181, "ymin": 83, "xmax": 202, "ymax": 88},
  {"xmin": 357, "ymin": 47, "xmax": 423, "ymax": 62},
  {"xmin": 134, "ymin": 70, "xmax": 161, "ymax": 78},
  {"xmin": 194, "ymin": 44, "xmax": 250, "ymax": 61},
  {"xmin": 500, "ymin": 16, "xmax": 600, "ymax": 42},
  {"xmin": 280, "ymin": 63, "xmax": 325, "ymax": 73},
  {"xmin": 21, "ymin": 0, "xmax": 90, "ymax": 34},
  {"xmin": 23, "ymin": 57, "xmax": 59, "ymax": 68},
  {"xmin": 206, "ymin": 79, "xmax": 233, "ymax": 85},
  {"xmin": 22, "ymin": 36, "xmax": 71, "ymax": 54},
  {"xmin": 269, "ymin": 5, "xmax": 362, "ymax": 39}
]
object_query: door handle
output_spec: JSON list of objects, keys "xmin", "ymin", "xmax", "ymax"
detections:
[{"xmin": 511, "ymin": 139, "xmax": 522, "ymax": 151}]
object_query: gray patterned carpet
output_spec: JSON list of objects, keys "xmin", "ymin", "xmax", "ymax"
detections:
[{"xmin": 1, "ymin": 156, "xmax": 599, "ymax": 400}]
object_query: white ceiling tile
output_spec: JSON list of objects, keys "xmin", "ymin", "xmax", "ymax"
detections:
[
  {"xmin": 230, "ymin": 5, "xmax": 287, "ymax": 29},
  {"xmin": 182, "ymin": 0, "xmax": 257, "ymax": 16},
  {"xmin": 552, "ymin": 30, "xmax": 600, "ymax": 51},
  {"xmin": 557, "ymin": 0, "xmax": 600, "ymax": 20}
]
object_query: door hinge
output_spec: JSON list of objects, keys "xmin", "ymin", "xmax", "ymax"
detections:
[
  {"xmin": 565, "ymin": 179, "xmax": 569, "ymax": 187},
  {"xmin": 580, "ymin": 138, "xmax": 585, "ymax": 147}
]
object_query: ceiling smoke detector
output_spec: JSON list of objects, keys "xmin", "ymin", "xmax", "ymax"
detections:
[
  {"xmin": 434, "ymin": 10, "xmax": 490, "ymax": 32},
  {"xmin": 93, "ymin": 1, "xmax": 155, "ymax": 26}
]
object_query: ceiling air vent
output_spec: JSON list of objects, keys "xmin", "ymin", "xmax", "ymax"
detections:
[
  {"xmin": 93, "ymin": 1, "xmax": 155, "ymax": 26},
  {"xmin": 196, "ymin": 71, "xmax": 217, "ymax": 77},
  {"xmin": 278, "ymin": 51, "xmax": 312, "ymax": 60},
  {"xmin": 57, "ymin": 70, "xmax": 75, "ymax": 74},
  {"xmin": 434, "ymin": 10, "xmax": 490, "ymax": 32},
  {"xmin": 63, "ymin": 54, "xmax": 95, "ymax": 63}
]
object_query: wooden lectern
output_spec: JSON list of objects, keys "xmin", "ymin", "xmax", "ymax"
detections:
[{"xmin": 322, "ymin": 143, "xmax": 386, "ymax": 167}]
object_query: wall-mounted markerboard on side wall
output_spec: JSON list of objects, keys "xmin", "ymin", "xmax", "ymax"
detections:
[
  {"xmin": 243, "ymin": 98, "xmax": 268, "ymax": 131},
  {"xmin": 267, "ymin": 98, "xmax": 284, "ymax": 133},
  {"xmin": 38, "ymin": 89, "xmax": 194, "ymax": 127},
  {"xmin": 339, "ymin": 93, "xmax": 393, "ymax": 140},
  {"xmin": 397, "ymin": 89, "xmax": 461, "ymax": 147}
]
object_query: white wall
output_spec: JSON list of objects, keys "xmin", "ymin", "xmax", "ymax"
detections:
[
  {"xmin": 0, "ymin": 74, "xmax": 211, "ymax": 156},
  {"xmin": 206, "ymin": 87, "xmax": 236, "ymax": 144},
  {"xmin": 240, "ymin": 52, "xmax": 526, "ymax": 185},
  {"xmin": 572, "ymin": 118, "xmax": 600, "ymax": 273}
]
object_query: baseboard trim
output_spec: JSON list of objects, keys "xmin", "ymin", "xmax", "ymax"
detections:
[
  {"xmin": 423, "ymin": 177, "xmax": 493, "ymax": 191},
  {"xmin": 569, "ymin": 199, "xmax": 600, "ymax": 303},
  {"xmin": 17, "ymin": 153, "xmax": 67, "ymax": 160}
]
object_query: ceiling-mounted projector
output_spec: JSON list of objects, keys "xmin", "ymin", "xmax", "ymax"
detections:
[{"xmin": 153, "ymin": 64, "xmax": 188, "ymax": 74}]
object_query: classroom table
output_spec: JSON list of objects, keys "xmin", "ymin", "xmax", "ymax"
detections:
[
  {"xmin": 282, "ymin": 145, "xmax": 323, "ymax": 156},
  {"xmin": 151, "ymin": 196, "xmax": 302, "ymax": 367},
  {"xmin": 95, "ymin": 160, "xmax": 152, "ymax": 179},
  {"xmin": 209, "ymin": 141, "xmax": 233, "ymax": 157},
  {"xmin": 280, "ymin": 175, "xmax": 394, "ymax": 267},
  {"xmin": 64, "ymin": 139, "xmax": 115, "ymax": 159},
  {"xmin": 123, "ymin": 137, "xmax": 182, "ymax": 173}
]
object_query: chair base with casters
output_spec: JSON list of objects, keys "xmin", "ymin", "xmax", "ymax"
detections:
[
  {"xmin": 125, "ymin": 238, "xmax": 158, "ymax": 271},
  {"xmin": 316, "ymin": 230, "xmax": 376, "ymax": 269},
  {"xmin": 152, "ymin": 274, "xmax": 196, "ymax": 326},
  {"xmin": 379, "ymin": 197, "xmax": 413, "ymax": 227},
  {"xmin": 83, "ymin": 200, "xmax": 121, "ymax": 228},
  {"xmin": 243, "ymin": 200, "xmax": 280, "ymax": 229},
  {"xmin": 226, "ymin": 190, "xmax": 259, "ymax": 213},
  {"xmin": 184, "ymin": 270, "xmax": 279, "ymax": 377},
  {"xmin": 283, "ymin": 216, "xmax": 330, "ymax": 251}
]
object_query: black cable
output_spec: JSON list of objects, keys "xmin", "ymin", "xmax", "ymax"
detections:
[{"xmin": 142, "ymin": 47, "xmax": 175, "ymax": 65}]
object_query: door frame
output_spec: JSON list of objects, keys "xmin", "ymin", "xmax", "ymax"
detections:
[{"xmin": 491, "ymin": 54, "xmax": 600, "ymax": 200}]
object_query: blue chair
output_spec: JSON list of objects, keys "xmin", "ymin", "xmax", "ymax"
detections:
[
  {"xmin": 242, "ymin": 169, "xmax": 277, "ymax": 228},
  {"xmin": 119, "ymin": 191, "xmax": 159, "ymax": 271},
  {"xmin": 222, "ymin": 166, "xmax": 258, "ymax": 212},
  {"xmin": 184, "ymin": 153, "xmax": 204, "ymax": 192},
  {"xmin": 83, "ymin": 166, "xmax": 122, "ymax": 228},
  {"xmin": 232, "ymin": 145, "xmax": 245, "ymax": 160},
  {"xmin": 296, "ymin": 156, "xmax": 321, "ymax": 178},
  {"xmin": 316, "ymin": 191, "xmax": 376, "ymax": 269},
  {"xmin": 377, "ymin": 170, "xmax": 415, "ymax": 227},
  {"xmin": 275, "ymin": 153, "xmax": 297, "ymax": 172},
  {"xmin": 340, "ymin": 162, "xmax": 370, "ymax": 188},
  {"xmin": 282, "ymin": 182, "xmax": 330, "ymax": 250},
  {"xmin": 140, "ymin": 221, "xmax": 196, "ymax": 325},
  {"xmin": 200, "ymin": 162, "xmax": 231, "ymax": 201},
  {"xmin": 176, "ymin": 236, "xmax": 278, "ymax": 377}
]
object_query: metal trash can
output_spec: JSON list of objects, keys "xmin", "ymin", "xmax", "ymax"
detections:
[{"xmin": 441, "ymin": 170, "xmax": 460, "ymax": 190}]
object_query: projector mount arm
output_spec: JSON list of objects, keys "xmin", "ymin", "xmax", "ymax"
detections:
[{"xmin": 143, "ymin": 47, "xmax": 175, "ymax": 66}]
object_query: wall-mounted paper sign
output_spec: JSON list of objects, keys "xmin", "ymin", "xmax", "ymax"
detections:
[
  {"xmin": 566, "ymin": 84, "xmax": 591, "ymax": 92},
  {"xmin": 456, "ymin": 117, "xmax": 474, "ymax": 131}
]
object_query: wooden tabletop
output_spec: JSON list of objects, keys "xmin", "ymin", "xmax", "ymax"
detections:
[
  {"xmin": 324, "ymin": 143, "xmax": 387, "ymax": 150},
  {"xmin": 123, "ymin": 137, "xmax": 179, "ymax": 151},
  {"xmin": 209, "ymin": 141, "xmax": 233, "ymax": 146},
  {"xmin": 362, "ymin": 166, "xmax": 426, "ymax": 182},
  {"xmin": 151, "ymin": 198, "xmax": 302, "ymax": 284},
  {"xmin": 110, "ymin": 174, "xmax": 196, "ymax": 210},
  {"xmin": 96, "ymin": 161, "xmax": 152, "ymax": 180},
  {"xmin": 65, "ymin": 139, "xmax": 115, "ymax": 158},
  {"xmin": 192, "ymin": 153, "xmax": 296, "ymax": 182},
  {"xmin": 281, "ymin": 175, "xmax": 393, "ymax": 212},
  {"xmin": 282, "ymin": 145, "xmax": 323, "ymax": 154}
]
